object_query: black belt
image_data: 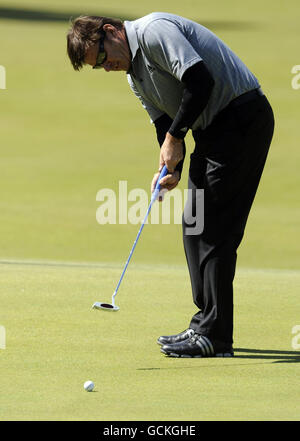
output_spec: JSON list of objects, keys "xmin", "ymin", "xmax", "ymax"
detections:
[{"xmin": 229, "ymin": 87, "xmax": 264, "ymax": 108}]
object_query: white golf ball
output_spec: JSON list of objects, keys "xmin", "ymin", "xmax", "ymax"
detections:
[{"xmin": 84, "ymin": 380, "xmax": 95, "ymax": 392}]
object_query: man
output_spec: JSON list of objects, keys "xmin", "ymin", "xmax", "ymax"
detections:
[{"xmin": 67, "ymin": 12, "xmax": 274, "ymax": 358}]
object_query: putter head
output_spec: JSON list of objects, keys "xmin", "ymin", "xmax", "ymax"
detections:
[{"xmin": 92, "ymin": 301, "xmax": 120, "ymax": 312}]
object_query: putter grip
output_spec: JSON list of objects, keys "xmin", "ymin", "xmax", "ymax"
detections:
[{"xmin": 155, "ymin": 165, "xmax": 168, "ymax": 192}]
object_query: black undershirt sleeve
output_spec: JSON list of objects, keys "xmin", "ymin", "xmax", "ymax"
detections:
[
  {"xmin": 168, "ymin": 60, "xmax": 215, "ymax": 139},
  {"xmin": 154, "ymin": 61, "xmax": 214, "ymax": 177}
]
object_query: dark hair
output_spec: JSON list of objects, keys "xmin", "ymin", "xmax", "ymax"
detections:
[{"xmin": 66, "ymin": 15, "xmax": 123, "ymax": 70}]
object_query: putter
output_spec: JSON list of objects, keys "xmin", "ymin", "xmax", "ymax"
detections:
[{"xmin": 92, "ymin": 165, "xmax": 169, "ymax": 312}]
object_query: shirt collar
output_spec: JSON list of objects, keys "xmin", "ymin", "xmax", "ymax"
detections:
[{"xmin": 124, "ymin": 20, "xmax": 139, "ymax": 61}]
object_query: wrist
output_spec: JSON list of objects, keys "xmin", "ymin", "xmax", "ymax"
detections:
[
  {"xmin": 168, "ymin": 123, "xmax": 189, "ymax": 139},
  {"xmin": 166, "ymin": 131, "xmax": 184, "ymax": 142}
]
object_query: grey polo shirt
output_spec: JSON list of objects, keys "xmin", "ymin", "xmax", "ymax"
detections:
[{"xmin": 124, "ymin": 12, "xmax": 260, "ymax": 130}]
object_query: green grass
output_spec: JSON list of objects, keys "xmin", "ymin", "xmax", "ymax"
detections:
[
  {"xmin": 0, "ymin": 261, "xmax": 299, "ymax": 420},
  {"xmin": 0, "ymin": 0, "xmax": 300, "ymax": 268},
  {"xmin": 0, "ymin": 0, "xmax": 299, "ymax": 421}
]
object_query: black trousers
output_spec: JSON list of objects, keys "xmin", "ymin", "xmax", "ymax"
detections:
[{"xmin": 183, "ymin": 94, "xmax": 274, "ymax": 345}]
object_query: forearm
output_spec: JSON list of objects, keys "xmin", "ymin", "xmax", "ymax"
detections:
[
  {"xmin": 168, "ymin": 61, "xmax": 215, "ymax": 139},
  {"xmin": 153, "ymin": 61, "xmax": 214, "ymax": 175},
  {"xmin": 154, "ymin": 114, "xmax": 186, "ymax": 178}
]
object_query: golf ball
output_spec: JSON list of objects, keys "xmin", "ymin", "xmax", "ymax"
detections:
[{"xmin": 84, "ymin": 380, "xmax": 94, "ymax": 392}]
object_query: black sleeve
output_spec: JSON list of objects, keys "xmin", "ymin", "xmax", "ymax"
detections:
[
  {"xmin": 168, "ymin": 61, "xmax": 215, "ymax": 139},
  {"xmin": 154, "ymin": 113, "xmax": 186, "ymax": 178}
]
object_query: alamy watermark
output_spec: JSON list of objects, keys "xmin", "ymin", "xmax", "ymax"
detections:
[
  {"xmin": 96, "ymin": 182, "xmax": 204, "ymax": 235},
  {"xmin": 291, "ymin": 325, "xmax": 300, "ymax": 350},
  {"xmin": 0, "ymin": 65, "xmax": 6, "ymax": 89},
  {"xmin": 0, "ymin": 325, "xmax": 6, "ymax": 349},
  {"xmin": 291, "ymin": 65, "xmax": 300, "ymax": 90}
]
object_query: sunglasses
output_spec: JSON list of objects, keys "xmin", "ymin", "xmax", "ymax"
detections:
[{"xmin": 93, "ymin": 31, "xmax": 107, "ymax": 69}]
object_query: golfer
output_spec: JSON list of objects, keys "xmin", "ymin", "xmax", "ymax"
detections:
[{"xmin": 67, "ymin": 12, "xmax": 274, "ymax": 357}]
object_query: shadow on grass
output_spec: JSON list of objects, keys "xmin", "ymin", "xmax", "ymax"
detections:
[
  {"xmin": 0, "ymin": 6, "xmax": 257, "ymax": 30},
  {"xmin": 234, "ymin": 348, "xmax": 300, "ymax": 364},
  {"xmin": 137, "ymin": 348, "xmax": 300, "ymax": 370}
]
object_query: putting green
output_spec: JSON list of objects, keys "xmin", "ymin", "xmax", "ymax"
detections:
[{"xmin": 0, "ymin": 261, "xmax": 299, "ymax": 421}]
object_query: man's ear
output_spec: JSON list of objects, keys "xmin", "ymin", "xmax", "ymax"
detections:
[{"xmin": 102, "ymin": 23, "xmax": 115, "ymax": 34}]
